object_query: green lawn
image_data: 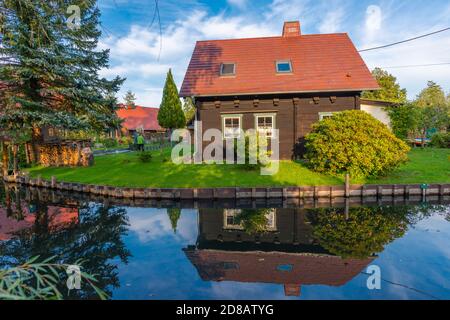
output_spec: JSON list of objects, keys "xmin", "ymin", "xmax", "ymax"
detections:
[{"xmin": 25, "ymin": 148, "xmax": 450, "ymax": 188}]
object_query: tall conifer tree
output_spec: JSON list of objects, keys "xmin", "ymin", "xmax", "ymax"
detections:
[
  {"xmin": 0, "ymin": 0, "xmax": 124, "ymax": 161},
  {"xmin": 157, "ymin": 69, "xmax": 185, "ymax": 132}
]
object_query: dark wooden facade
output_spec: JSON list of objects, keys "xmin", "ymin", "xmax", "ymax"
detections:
[{"xmin": 196, "ymin": 92, "xmax": 361, "ymax": 159}]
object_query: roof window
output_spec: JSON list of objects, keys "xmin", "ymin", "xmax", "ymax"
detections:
[
  {"xmin": 220, "ymin": 63, "xmax": 236, "ymax": 76},
  {"xmin": 276, "ymin": 60, "xmax": 292, "ymax": 73}
]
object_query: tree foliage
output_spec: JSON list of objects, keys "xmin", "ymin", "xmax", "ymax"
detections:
[
  {"xmin": 167, "ymin": 208, "xmax": 181, "ymax": 233},
  {"xmin": 306, "ymin": 206, "xmax": 414, "ymax": 258},
  {"xmin": 361, "ymin": 67, "xmax": 407, "ymax": 103},
  {"xmin": 123, "ymin": 90, "xmax": 136, "ymax": 109},
  {"xmin": 234, "ymin": 208, "xmax": 274, "ymax": 235},
  {"xmin": 0, "ymin": 193, "xmax": 131, "ymax": 299},
  {"xmin": 0, "ymin": 0, "xmax": 124, "ymax": 133},
  {"xmin": 0, "ymin": 256, "xmax": 108, "ymax": 300},
  {"xmin": 415, "ymin": 81, "xmax": 447, "ymax": 108},
  {"xmin": 157, "ymin": 69, "xmax": 185, "ymax": 130},
  {"xmin": 413, "ymin": 82, "xmax": 449, "ymax": 144},
  {"xmin": 182, "ymin": 97, "xmax": 196, "ymax": 125},
  {"xmin": 388, "ymin": 103, "xmax": 421, "ymax": 140},
  {"xmin": 305, "ymin": 110, "xmax": 410, "ymax": 178},
  {"xmin": 429, "ymin": 132, "xmax": 450, "ymax": 148},
  {"xmin": 388, "ymin": 82, "xmax": 449, "ymax": 143}
]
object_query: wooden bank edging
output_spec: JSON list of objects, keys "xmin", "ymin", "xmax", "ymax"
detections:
[{"xmin": 3, "ymin": 174, "xmax": 450, "ymax": 200}]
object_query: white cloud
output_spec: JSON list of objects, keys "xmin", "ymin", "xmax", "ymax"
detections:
[
  {"xmin": 366, "ymin": 5, "xmax": 382, "ymax": 31},
  {"xmin": 361, "ymin": 31, "xmax": 450, "ymax": 99},
  {"xmin": 99, "ymin": 9, "xmax": 276, "ymax": 106},
  {"xmin": 126, "ymin": 208, "xmax": 197, "ymax": 243},
  {"xmin": 319, "ymin": 8, "xmax": 345, "ymax": 34},
  {"xmin": 364, "ymin": 5, "xmax": 383, "ymax": 46},
  {"xmin": 99, "ymin": 0, "xmax": 450, "ymax": 106},
  {"xmin": 266, "ymin": 0, "xmax": 309, "ymax": 21},
  {"xmin": 227, "ymin": 0, "xmax": 247, "ymax": 9}
]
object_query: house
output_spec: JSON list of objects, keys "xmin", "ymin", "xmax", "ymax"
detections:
[
  {"xmin": 0, "ymin": 204, "xmax": 79, "ymax": 241},
  {"xmin": 360, "ymin": 99, "xmax": 394, "ymax": 128},
  {"xmin": 180, "ymin": 21, "xmax": 379, "ymax": 159},
  {"xmin": 116, "ymin": 105, "xmax": 164, "ymax": 138},
  {"xmin": 183, "ymin": 208, "xmax": 372, "ymax": 297}
]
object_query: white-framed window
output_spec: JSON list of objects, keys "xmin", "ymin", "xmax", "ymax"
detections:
[
  {"xmin": 254, "ymin": 113, "xmax": 276, "ymax": 138},
  {"xmin": 222, "ymin": 114, "xmax": 242, "ymax": 139},
  {"xmin": 276, "ymin": 60, "xmax": 292, "ymax": 73},
  {"xmin": 220, "ymin": 63, "xmax": 236, "ymax": 76},
  {"xmin": 223, "ymin": 208, "xmax": 277, "ymax": 231},
  {"xmin": 264, "ymin": 208, "xmax": 277, "ymax": 231},
  {"xmin": 319, "ymin": 112, "xmax": 334, "ymax": 121},
  {"xmin": 223, "ymin": 209, "xmax": 244, "ymax": 230}
]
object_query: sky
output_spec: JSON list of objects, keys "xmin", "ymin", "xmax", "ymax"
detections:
[{"xmin": 96, "ymin": 0, "xmax": 450, "ymax": 107}]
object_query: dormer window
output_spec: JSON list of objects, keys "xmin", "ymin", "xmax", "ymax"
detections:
[
  {"xmin": 276, "ymin": 60, "xmax": 292, "ymax": 73},
  {"xmin": 220, "ymin": 63, "xmax": 236, "ymax": 76}
]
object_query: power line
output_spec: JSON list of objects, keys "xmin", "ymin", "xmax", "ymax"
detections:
[
  {"xmin": 155, "ymin": 0, "xmax": 162, "ymax": 62},
  {"xmin": 380, "ymin": 62, "xmax": 450, "ymax": 69},
  {"xmin": 99, "ymin": 0, "xmax": 163, "ymax": 62},
  {"xmin": 144, "ymin": 0, "xmax": 158, "ymax": 32},
  {"xmin": 358, "ymin": 27, "xmax": 450, "ymax": 52},
  {"xmin": 360, "ymin": 272, "xmax": 441, "ymax": 300}
]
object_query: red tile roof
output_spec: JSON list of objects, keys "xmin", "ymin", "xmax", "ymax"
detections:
[
  {"xmin": 180, "ymin": 22, "xmax": 378, "ymax": 97},
  {"xmin": 116, "ymin": 105, "xmax": 163, "ymax": 131},
  {"xmin": 184, "ymin": 249, "xmax": 372, "ymax": 296}
]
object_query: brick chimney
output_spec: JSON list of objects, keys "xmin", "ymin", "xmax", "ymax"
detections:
[
  {"xmin": 284, "ymin": 284, "xmax": 301, "ymax": 296},
  {"xmin": 282, "ymin": 21, "xmax": 301, "ymax": 37}
]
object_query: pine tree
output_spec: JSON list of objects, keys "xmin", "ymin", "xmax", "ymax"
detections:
[
  {"xmin": 182, "ymin": 97, "xmax": 196, "ymax": 125},
  {"xmin": 0, "ymin": 0, "xmax": 125, "ymax": 161},
  {"xmin": 158, "ymin": 69, "xmax": 185, "ymax": 131},
  {"xmin": 361, "ymin": 68, "xmax": 407, "ymax": 103},
  {"xmin": 123, "ymin": 90, "xmax": 136, "ymax": 109}
]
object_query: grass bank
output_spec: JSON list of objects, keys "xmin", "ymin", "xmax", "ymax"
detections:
[{"xmin": 25, "ymin": 148, "xmax": 449, "ymax": 188}]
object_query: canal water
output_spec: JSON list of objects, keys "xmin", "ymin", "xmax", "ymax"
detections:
[{"xmin": 0, "ymin": 183, "xmax": 449, "ymax": 300}]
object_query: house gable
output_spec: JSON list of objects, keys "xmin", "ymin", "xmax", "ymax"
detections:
[{"xmin": 180, "ymin": 21, "xmax": 379, "ymax": 98}]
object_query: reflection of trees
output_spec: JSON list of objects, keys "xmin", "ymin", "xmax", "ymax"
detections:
[
  {"xmin": 234, "ymin": 209, "xmax": 274, "ymax": 235},
  {"xmin": 0, "ymin": 184, "xmax": 26, "ymax": 220},
  {"xmin": 0, "ymin": 184, "xmax": 5, "ymax": 206},
  {"xmin": 0, "ymin": 200, "xmax": 131, "ymax": 299},
  {"xmin": 306, "ymin": 206, "xmax": 415, "ymax": 259},
  {"xmin": 167, "ymin": 208, "xmax": 181, "ymax": 233}
]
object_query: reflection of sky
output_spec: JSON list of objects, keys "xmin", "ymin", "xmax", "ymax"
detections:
[{"xmin": 110, "ymin": 206, "xmax": 450, "ymax": 300}]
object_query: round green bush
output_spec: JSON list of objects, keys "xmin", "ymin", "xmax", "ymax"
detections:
[
  {"xmin": 429, "ymin": 132, "xmax": 450, "ymax": 148},
  {"xmin": 305, "ymin": 110, "xmax": 410, "ymax": 178}
]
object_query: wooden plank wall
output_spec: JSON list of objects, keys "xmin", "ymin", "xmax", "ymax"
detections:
[{"xmin": 197, "ymin": 92, "xmax": 360, "ymax": 159}]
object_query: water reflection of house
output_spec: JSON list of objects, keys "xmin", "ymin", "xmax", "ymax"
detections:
[
  {"xmin": 184, "ymin": 208, "xmax": 372, "ymax": 297},
  {"xmin": 198, "ymin": 208, "xmax": 315, "ymax": 247},
  {"xmin": 0, "ymin": 205, "xmax": 79, "ymax": 241}
]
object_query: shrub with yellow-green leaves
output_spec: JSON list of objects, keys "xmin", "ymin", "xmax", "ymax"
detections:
[{"xmin": 305, "ymin": 110, "xmax": 410, "ymax": 178}]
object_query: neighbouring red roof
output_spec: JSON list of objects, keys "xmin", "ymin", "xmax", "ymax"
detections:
[
  {"xmin": 116, "ymin": 105, "xmax": 163, "ymax": 131},
  {"xmin": 180, "ymin": 22, "xmax": 378, "ymax": 97},
  {"xmin": 0, "ymin": 205, "xmax": 79, "ymax": 241}
]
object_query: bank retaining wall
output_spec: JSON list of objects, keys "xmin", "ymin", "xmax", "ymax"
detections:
[{"xmin": 3, "ymin": 174, "xmax": 450, "ymax": 200}]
